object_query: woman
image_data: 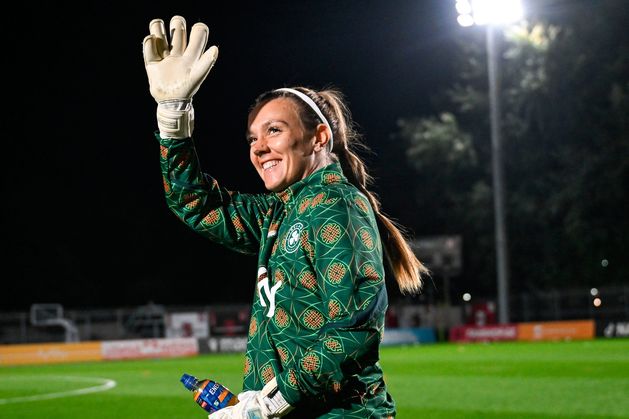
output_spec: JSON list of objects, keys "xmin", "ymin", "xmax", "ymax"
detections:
[{"xmin": 143, "ymin": 15, "xmax": 428, "ymax": 419}]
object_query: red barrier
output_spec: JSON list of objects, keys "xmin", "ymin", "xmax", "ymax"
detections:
[{"xmin": 449, "ymin": 324, "xmax": 517, "ymax": 342}]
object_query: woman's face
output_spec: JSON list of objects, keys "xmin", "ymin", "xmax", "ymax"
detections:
[{"xmin": 247, "ymin": 97, "xmax": 328, "ymax": 192}]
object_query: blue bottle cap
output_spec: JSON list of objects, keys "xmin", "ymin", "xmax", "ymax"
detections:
[{"xmin": 180, "ymin": 373, "xmax": 197, "ymax": 390}]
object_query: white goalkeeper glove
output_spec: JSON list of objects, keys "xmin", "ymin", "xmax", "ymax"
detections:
[
  {"xmin": 142, "ymin": 15, "xmax": 219, "ymax": 139},
  {"xmin": 207, "ymin": 378, "xmax": 294, "ymax": 419}
]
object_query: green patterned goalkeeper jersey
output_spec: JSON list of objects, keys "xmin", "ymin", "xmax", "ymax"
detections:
[{"xmin": 157, "ymin": 134, "xmax": 396, "ymax": 418}]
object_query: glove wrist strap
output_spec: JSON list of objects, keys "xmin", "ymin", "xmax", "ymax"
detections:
[
  {"xmin": 260, "ymin": 378, "xmax": 293, "ymax": 417},
  {"xmin": 156, "ymin": 100, "xmax": 194, "ymax": 139}
]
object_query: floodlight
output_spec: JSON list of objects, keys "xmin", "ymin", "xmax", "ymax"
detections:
[{"xmin": 456, "ymin": 0, "xmax": 524, "ymax": 27}]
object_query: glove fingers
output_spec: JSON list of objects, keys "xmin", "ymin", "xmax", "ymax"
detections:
[
  {"xmin": 192, "ymin": 45, "xmax": 219, "ymax": 79},
  {"xmin": 142, "ymin": 35, "xmax": 160, "ymax": 64},
  {"xmin": 148, "ymin": 19, "xmax": 169, "ymax": 58},
  {"xmin": 184, "ymin": 22, "xmax": 209, "ymax": 60},
  {"xmin": 169, "ymin": 15, "xmax": 187, "ymax": 56}
]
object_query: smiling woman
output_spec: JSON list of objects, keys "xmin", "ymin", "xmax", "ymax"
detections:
[
  {"xmin": 143, "ymin": 14, "xmax": 429, "ymax": 419},
  {"xmin": 246, "ymin": 91, "xmax": 334, "ymax": 192}
]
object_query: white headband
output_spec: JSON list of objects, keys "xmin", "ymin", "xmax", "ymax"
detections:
[{"xmin": 274, "ymin": 88, "xmax": 334, "ymax": 151}]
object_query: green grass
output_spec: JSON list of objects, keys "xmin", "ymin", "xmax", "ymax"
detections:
[{"xmin": 1, "ymin": 339, "xmax": 628, "ymax": 418}]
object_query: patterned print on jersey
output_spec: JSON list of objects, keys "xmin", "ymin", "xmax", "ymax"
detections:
[
  {"xmin": 201, "ymin": 209, "xmax": 222, "ymax": 227},
  {"xmin": 298, "ymin": 270, "xmax": 317, "ymax": 291},
  {"xmin": 261, "ymin": 362, "xmax": 276, "ymax": 384},
  {"xmin": 243, "ymin": 355, "xmax": 253, "ymax": 377},
  {"xmin": 325, "ymin": 261, "xmax": 349, "ymax": 285},
  {"xmin": 273, "ymin": 307, "xmax": 291, "ymax": 329}
]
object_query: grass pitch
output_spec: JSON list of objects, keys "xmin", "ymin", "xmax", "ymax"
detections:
[{"xmin": 1, "ymin": 338, "xmax": 627, "ymax": 418}]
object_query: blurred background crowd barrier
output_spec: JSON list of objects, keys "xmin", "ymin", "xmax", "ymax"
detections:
[{"xmin": 1, "ymin": 285, "xmax": 627, "ymax": 345}]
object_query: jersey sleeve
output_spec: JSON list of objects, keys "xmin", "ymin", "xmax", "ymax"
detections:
[
  {"xmin": 276, "ymin": 189, "xmax": 388, "ymax": 406},
  {"xmin": 157, "ymin": 134, "xmax": 272, "ymax": 255}
]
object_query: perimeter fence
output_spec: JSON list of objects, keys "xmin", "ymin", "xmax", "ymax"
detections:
[{"xmin": 1, "ymin": 285, "xmax": 627, "ymax": 344}]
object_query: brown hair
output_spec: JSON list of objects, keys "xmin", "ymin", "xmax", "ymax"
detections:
[{"xmin": 249, "ymin": 86, "xmax": 428, "ymax": 294}]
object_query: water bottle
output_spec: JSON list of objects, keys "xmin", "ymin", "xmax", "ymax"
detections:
[{"xmin": 180, "ymin": 373, "xmax": 239, "ymax": 413}]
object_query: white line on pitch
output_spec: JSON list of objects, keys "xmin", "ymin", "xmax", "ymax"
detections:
[{"xmin": 0, "ymin": 375, "xmax": 117, "ymax": 405}]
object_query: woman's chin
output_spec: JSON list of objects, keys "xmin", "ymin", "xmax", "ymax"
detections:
[
  {"xmin": 266, "ymin": 183, "xmax": 283, "ymax": 193},
  {"xmin": 265, "ymin": 178, "xmax": 289, "ymax": 193},
  {"xmin": 263, "ymin": 172, "xmax": 284, "ymax": 192}
]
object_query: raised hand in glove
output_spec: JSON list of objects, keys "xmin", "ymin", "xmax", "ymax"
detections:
[
  {"xmin": 208, "ymin": 378, "xmax": 293, "ymax": 419},
  {"xmin": 142, "ymin": 15, "xmax": 219, "ymax": 138}
]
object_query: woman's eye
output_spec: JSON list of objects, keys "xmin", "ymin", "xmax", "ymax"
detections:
[
  {"xmin": 268, "ymin": 126, "xmax": 280, "ymax": 134},
  {"xmin": 247, "ymin": 136, "xmax": 257, "ymax": 145}
]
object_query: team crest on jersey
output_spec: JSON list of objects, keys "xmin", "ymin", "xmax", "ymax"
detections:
[{"xmin": 285, "ymin": 222, "xmax": 304, "ymax": 253}]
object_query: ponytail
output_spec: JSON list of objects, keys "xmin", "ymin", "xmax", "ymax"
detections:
[
  {"xmin": 339, "ymin": 143, "xmax": 428, "ymax": 294},
  {"xmin": 318, "ymin": 88, "xmax": 429, "ymax": 294}
]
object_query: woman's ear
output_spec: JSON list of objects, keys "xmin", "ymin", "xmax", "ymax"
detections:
[{"xmin": 313, "ymin": 123, "xmax": 332, "ymax": 151}]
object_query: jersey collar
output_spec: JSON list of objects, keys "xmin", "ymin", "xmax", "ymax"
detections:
[{"xmin": 274, "ymin": 162, "xmax": 346, "ymax": 205}]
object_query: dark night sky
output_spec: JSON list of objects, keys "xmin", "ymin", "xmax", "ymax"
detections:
[{"xmin": 3, "ymin": 1, "xmax": 463, "ymax": 310}]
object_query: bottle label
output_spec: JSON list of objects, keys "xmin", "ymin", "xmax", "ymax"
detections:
[{"xmin": 196, "ymin": 380, "xmax": 237, "ymax": 412}]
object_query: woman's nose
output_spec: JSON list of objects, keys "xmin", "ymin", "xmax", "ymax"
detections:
[{"xmin": 252, "ymin": 137, "xmax": 269, "ymax": 155}]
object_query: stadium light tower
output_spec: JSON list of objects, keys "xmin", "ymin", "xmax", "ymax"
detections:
[{"xmin": 455, "ymin": 0, "xmax": 524, "ymax": 324}]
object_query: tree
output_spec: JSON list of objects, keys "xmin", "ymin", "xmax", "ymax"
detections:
[{"xmin": 393, "ymin": 0, "xmax": 629, "ymax": 300}]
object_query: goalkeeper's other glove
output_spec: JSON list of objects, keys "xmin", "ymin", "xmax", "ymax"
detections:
[
  {"xmin": 142, "ymin": 15, "xmax": 218, "ymax": 139},
  {"xmin": 208, "ymin": 378, "xmax": 294, "ymax": 419}
]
